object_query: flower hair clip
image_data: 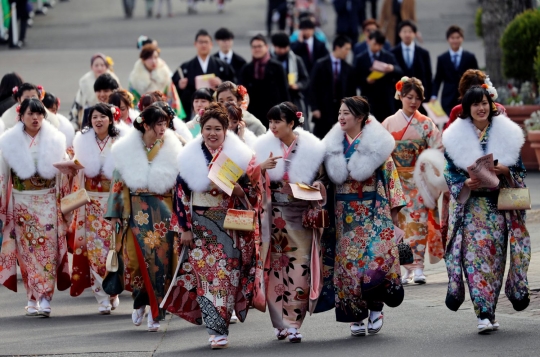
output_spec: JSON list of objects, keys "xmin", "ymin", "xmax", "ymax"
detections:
[
  {"xmin": 12, "ymin": 86, "xmax": 18, "ymax": 95},
  {"xmin": 237, "ymin": 85, "xmax": 248, "ymax": 98},
  {"xmin": 136, "ymin": 116, "xmax": 144, "ymax": 124},
  {"xmin": 111, "ymin": 106, "xmax": 121, "ymax": 121},
  {"xmin": 296, "ymin": 111, "xmax": 305, "ymax": 124},
  {"xmin": 36, "ymin": 85, "xmax": 46, "ymax": 100},
  {"xmin": 198, "ymin": 108, "xmax": 205, "ymax": 117},
  {"xmin": 15, "ymin": 105, "xmax": 21, "ymax": 114},
  {"xmin": 137, "ymin": 99, "xmax": 144, "ymax": 112},
  {"xmin": 394, "ymin": 76, "xmax": 410, "ymax": 100},
  {"xmin": 482, "ymin": 76, "xmax": 498, "ymax": 101}
]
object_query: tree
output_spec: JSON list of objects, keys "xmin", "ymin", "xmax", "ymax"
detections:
[{"xmin": 481, "ymin": 0, "xmax": 535, "ymax": 86}]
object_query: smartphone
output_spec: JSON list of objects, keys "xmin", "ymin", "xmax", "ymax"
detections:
[{"xmin": 494, "ymin": 159, "xmax": 499, "ymax": 166}]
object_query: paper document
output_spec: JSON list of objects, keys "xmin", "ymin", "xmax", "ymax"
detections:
[
  {"xmin": 195, "ymin": 73, "xmax": 216, "ymax": 89},
  {"xmin": 367, "ymin": 71, "xmax": 385, "ymax": 81},
  {"xmin": 423, "ymin": 101, "xmax": 449, "ymax": 126},
  {"xmin": 281, "ymin": 183, "xmax": 323, "ymax": 201},
  {"xmin": 467, "ymin": 153, "xmax": 499, "ymax": 189},
  {"xmin": 288, "ymin": 73, "xmax": 297, "ymax": 86},
  {"xmin": 53, "ymin": 160, "xmax": 85, "ymax": 175},
  {"xmin": 208, "ymin": 152, "xmax": 244, "ymax": 196}
]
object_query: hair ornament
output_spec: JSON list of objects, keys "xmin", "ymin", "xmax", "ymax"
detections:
[
  {"xmin": 296, "ymin": 111, "xmax": 305, "ymax": 124},
  {"xmin": 198, "ymin": 108, "xmax": 205, "ymax": 117},
  {"xmin": 12, "ymin": 86, "xmax": 18, "ymax": 95},
  {"xmin": 105, "ymin": 56, "xmax": 115, "ymax": 70},
  {"xmin": 57, "ymin": 97, "xmax": 61, "ymax": 111},
  {"xmin": 111, "ymin": 106, "xmax": 121, "ymax": 121},
  {"xmin": 237, "ymin": 85, "xmax": 248, "ymax": 97},
  {"xmin": 483, "ymin": 76, "xmax": 498, "ymax": 101},
  {"xmin": 137, "ymin": 98, "xmax": 144, "ymax": 112},
  {"xmin": 394, "ymin": 76, "xmax": 411, "ymax": 100},
  {"xmin": 136, "ymin": 116, "xmax": 144, "ymax": 124},
  {"xmin": 15, "ymin": 105, "xmax": 21, "ymax": 114}
]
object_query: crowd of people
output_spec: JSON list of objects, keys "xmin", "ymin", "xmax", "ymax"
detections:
[{"xmin": 0, "ymin": 9, "xmax": 533, "ymax": 352}]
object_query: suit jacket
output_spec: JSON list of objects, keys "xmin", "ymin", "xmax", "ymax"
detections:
[
  {"xmin": 380, "ymin": 0, "xmax": 416, "ymax": 46},
  {"xmin": 432, "ymin": 50, "xmax": 479, "ymax": 115},
  {"xmin": 355, "ymin": 49, "xmax": 403, "ymax": 122},
  {"xmin": 172, "ymin": 56, "xmax": 236, "ymax": 119},
  {"xmin": 333, "ymin": 0, "xmax": 360, "ymax": 37},
  {"xmin": 271, "ymin": 52, "xmax": 310, "ymax": 111},
  {"xmin": 291, "ymin": 37, "xmax": 329, "ymax": 74},
  {"xmin": 238, "ymin": 58, "xmax": 290, "ymax": 128},
  {"xmin": 391, "ymin": 43, "xmax": 433, "ymax": 99},
  {"xmin": 309, "ymin": 55, "xmax": 357, "ymax": 138},
  {"xmin": 213, "ymin": 52, "xmax": 247, "ymax": 79}
]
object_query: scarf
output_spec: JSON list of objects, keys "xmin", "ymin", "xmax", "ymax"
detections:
[{"xmin": 253, "ymin": 52, "xmax": 271, "ymax": 80}]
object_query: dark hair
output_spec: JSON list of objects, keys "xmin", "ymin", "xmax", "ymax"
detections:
[
  {"xmin": 368, "ymin": 30, "xmax": 386, "ymax": 44},
  {"xmin": 94, "ymin": 73, "xmax": 119, "ymax": 92},
  {"xmin": 82, "ymin": 103, "xmax": 120, "ymax": 137},
  {"xmin": 446, "ymin": 25, "xmax": 464, "ymax": 39},
  {"xmin": 398, "ymin": 20, "xmax": 417, "ymax": 34},
  {"xmin": 225, "ymin": 102, "xmax": 242, "ymax": 124},
  {"xmin": 90, "ymin": 53, "xmax": 109, "ymax": 67},
  {"xmin": 458, "ymin": 69, "xmax": 487, "ymax": 99},
  {"xmin": 152, "ymin": 101, "xmax": 177, "ymax": 130},
  {"xmin": 192, "ymin": 88, "xmax": 214, "ymax": 102},
  {"xmin": 215, "ymin": 81, "xmax": 244, "ymax": 102},
  {"xmin": 195, "ymin": 29, "xmax": 212, "ymax": 42},
  {"xmin": 133, "ymin": 105, "xmax": 170, "ymax": 133},
  {"xmin": 271, "ymin": 32, "xmax": 290, "ymax": 48},
  {"xmin": 139, "ymin": 91, "xmax": 166, "ymax": 111},
  {"xmin": 298, "ymin": 11, "xmax": 314, "ymax": 22},
  {"xmin": 200, "ymin": 102, "xmax": 229, "ymax": 129},
  {"xmin": 140, "ymin": 43, "xmax": 160, "ymax": 61},
  {"xmin": 342, "ymin": 96, "xmax": 370, "ymax": 129},
  {"xmin": 299, "ymin": 19, "xmax": 315, "ymax": 30},
  {"xmin": 108, "ymin": 89, "xmax": 134, "ymax": 109},
  {"xmin": 267, "ymin": 101, "xmax": 301, "ymax": 129},
  {"xmin": 215, "ymin": 27, "xmax": 234, "ymax": 40},
  {"xmin": 19, "ymin": 98, "xmax": 47, "ymax": 119},
  {"xmin": 13, "ymin": 83, "xmax": 40, "ymax": 100},
  {"xmin": 459, "ymin": 86, "xmax": 498, "ymax": 121},
  {"xmin": 42, "ymin": 92, "xmax": 59, "ymax": 111},
  {"xmin": 250, "ymin": 34, "xmax": 267, "ymax": 46},
  {"xmin": 400, "ymin": 77, "xmax": 425, "ymax": 101},
  {"xmin": 362, "ymin": 19, "xmax": 380, "ymax": 30},
  {"xmin": 0, "ymin": 72, "xmax": 23, "ymax": 99},
  {"xmin": 333, "ymin": 35, "xmax": 352, "ymax": 50}
]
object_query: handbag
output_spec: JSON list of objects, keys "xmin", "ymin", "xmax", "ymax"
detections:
[
  {"xmin": 103, "ymin": 222, "xmax": 125, "ymax": 295},
  {"xmin": 497, "ymin": 188, "xmax": 531, "ymax": 210},
  {"xmin": 61, "ymin": 189, "xmax": 91, "ymax": 215},
  {"xmin": 398, "ymin": 242, "xmax": 414, "ymax": 265},
  {"xmin": 302, "ymin": 203, "xmax": 329, "ymax": 229},
  {"xmin": 106, "ymin": 223, "xmax": 120, "ymax": 273},
  {"xmin": 223, "ymin": 194, "xmax": 256, "ymax": 231}
]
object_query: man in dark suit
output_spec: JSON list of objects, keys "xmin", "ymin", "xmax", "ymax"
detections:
[
  {"xmin": 353, "ymin": 19, "xmax": 392, "ymax": 62},
  {"xmin": 290, "ymin": 19, "xmax": 329, "ymax": 75},
  {"xmin": 431, "ymin": 25, "xmax": 479, "ymax": 115},
  {"xmin": 271, "ymin": 32, "xmax": 310, "ymax": 126},
  {"xmin": 333, "ymin": 0, "xmax": 360, "ymax": 44},
  {"xmin": 355, "ymin": 30, "xmax": 403, "ymax": 122},
  {"xmin": 172, "ymin": 29, "xmax": 236, "ymax": 119},
  {"xmin": 239, "ymin": 34, "xmax": 290, "ymax": 128},
  {"xmin": 391, "ymin": 20, "xmax": 432, "ymax": 114},
  {"xmin": 310, "ymin": 35, "xmax": 357, "ymax": 139},
  {"xmin": 213, "ymin": 28, "xmax": 247, "ymax": 77}
]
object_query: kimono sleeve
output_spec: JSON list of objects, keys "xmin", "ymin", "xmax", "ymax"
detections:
[
  {"xmin": 105, "ymin": 169, "xmax": 130, "ymax": 220},
  {"xmin": 444, "ymin": 152, "xmax": 468, "ymax": 202},
  {"xmin": 172, "ymin": 174, "xmax": 193, "ymax": 233},
  {"xmin": 382, "ymin": 157, "xmax": 407, "ymax": 209},
  {"xmin": 425, "ymin": 118, "xmax": 444, "ymax": 151},
  {"xmin": 506, "ymin": 156, "xmax": 527, "ymax": 189}
]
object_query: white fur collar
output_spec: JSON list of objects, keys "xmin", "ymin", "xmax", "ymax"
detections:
[
  {"xmin": 73, "ymin": 129, "xmax": 125, "ymax": 179},
  {"xmin": 0, "ymin": 121, "xmax": 66, "ymax": 179},
  {"xmin": 442, "ymin": 114, "xmax": 525, "ymax": 171},
  {"xmin": 111, "ymin": 128, "xmax": 182, "ymax": 193},
  {"xmin": 253, "ymin": 128, "xmax": 325, "ymax": 184},
  {"xmin": 1, "ymin": 104, "xmax": 18, "ymax": 129},
  {"xmin": 172, "ymin": 118, "xmax": 193, "ymax": 142},
  {"xmin": 177, "ymin": 131, "xmax": 254, "ymax": 192},
  {"xmin": 79, "ymin": 71, "xmax": 99, "ymax": 106},
  {"xmin": 129, "ymin": 58, "xmax": 172, "ymax": 94},
  {"xmin": 1, "ymin": 104, "xmax": 65, "ymax": 142},
  {"xmin": 323, "ymin": 117, "xmax": 395, "ymax": 184}
]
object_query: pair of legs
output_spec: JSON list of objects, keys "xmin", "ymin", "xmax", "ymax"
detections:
[{"xmin": 156, "ymin": 0, "xmax": 172, "ymax": 17}]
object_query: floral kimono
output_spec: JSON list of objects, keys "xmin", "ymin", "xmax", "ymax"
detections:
[
  {"xmin": 382, "ymin": 110, "xmax": 444, "ymax": 268},
  {"xmin": 0, "ymin": 121, "xmax": 71, "ymax": 301},
  {"xmin": 68, "ymin": 129, "xmax": 123, "ymax": 301},
  {"xmin": 323, "ymin": 118, "xmax": 406, "ymax": 322},
  {"xmin": 162, "ymin": 132, "xmax": 257, "ymax": 337},
  {"xmin": 251, "ymin": 128, "xmax": 326, "ymax": 330},
  {"xmin": 105, "ymin": 128, "xmax": 182, "ymax": 321},
  {"xmin": 442, "ymin": 115, "xmax": 530, "ymax": 320}
]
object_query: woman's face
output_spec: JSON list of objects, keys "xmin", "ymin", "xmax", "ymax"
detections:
[
  {"xmin": 21, "ymin": 107, "xmax": 44, "ymax": 135},
  {"xmin": 91, "ymin": 110, "xmax": 111, "ymax": 138},
  {"xmin": 193, "ymin": 99, "xmax": 210, "ymax": 114},
  {"xmin": 202, "ymin": 118, "xmax": 226, "ymax": 150},
  {"xmin": 91, "ymin": 58, "xmax": 107, "ymax": 77},
  {"xmin": 18, "ymin": 89, "xmax": 39, "ymax": 103},
  {"xmin": 269, "ymin": 114, "xmax": 293, "ymax": 140},
  {"xmin": 228, "ymin": 117, "xmax": 240, "ymax": 131},
  {"xmin": 338, "ymin": 103, "xmax": 362, "ymax": 132},
  {"xmin": 119, "ymin": 100, "xmax": 130, "ymax": 121},
  {"xmin": 143, "ymin": 51, "xmax": 159, "ymax": 72},
  {"xmin": 400, "ymin": 89, "xmax": 421, "ymax": 116},
  {"xmin": 143, "ymin": 120, "xmax": 168, "ymax": 143},
  {"xmin": 470, "ymin": 95, "xmax": 490, "ymax": 124},
  {"xmin": 217, "ymin": 90, "xmax": 238, "ymax": 106}
]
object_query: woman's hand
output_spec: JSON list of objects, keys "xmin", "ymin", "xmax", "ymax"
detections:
[
  {"xmin": 260, "ymin": 152, "xmax": 282, "ymax": 171},
  {"xmin": 231, "ymin": 182, "xmax": 244, "ymax": 197},
  {"xmin": 493, "ymin": 164, "xmax": 510, "ymax": 177},
  {"xmin": 465, "ymin": 178, "xmax": 481, "ymax": 190},
  {"xmin": 237, "ymin": 121, "xmax": 246, "ymax": 140},
  {"xmin": 180, "ymin": 231, "xmax": 194, "ymax": 248},
  {"xmin": 178, "ymin": 78, "xmax": 188, "ymax": 90},
  {"xmin": 110, "ymin": 218, "xmax": 121, "ymax": 228}
]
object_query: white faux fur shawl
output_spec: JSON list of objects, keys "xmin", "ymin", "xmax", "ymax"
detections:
[
  {"xmin": 177, "ymin": 131, "xmax": 253, "ymax": 192},
  {"xmin": 413, "ymin": 148, "xmax": 448, "ymax": 209},
  {"xmin": 78, "ymin": 70, "xmax": 121, "ymax": 108},
  {"xmin": 323, "ymin": 117, "xmax": 395, "ymax": 184},
  {"xmin": 442, "ymin": 114, "xmax": 525, "ymax": 171},
  {"xmin": 0, "ymin": 120, "xmax": 66, "ymax": 180},
  {"xmin": 129, "ymin": 58, "xmax": 173, "ymax": 95},
  {"xmin": 253, "ymin": 128, "xmax": 325, "ymax": 184},
  {"xmin": 172, "ymin": 118, "xmax": 193, "ymax": 143},
  {"xmin": 111, "ymin": 128, "xmax": 182, "ymax": 194}
]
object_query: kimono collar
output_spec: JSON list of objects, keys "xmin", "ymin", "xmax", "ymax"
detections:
[
  {"xmin": 73, "ymin": 128, "xmax": 124, "ymax": 180},
  {"xmin": 128, "ymin": 58, "xmax": 173, "ymax": 95}
]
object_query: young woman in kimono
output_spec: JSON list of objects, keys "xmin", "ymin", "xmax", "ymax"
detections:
[
  {"xmin": 382, "ymin": 77, "xmax": 445, "ymax": 284},
  {"xmin": 0, "ymin": 98, "xmax": 70, "ymax": 317},
  {"xmin": 252, "ymin": 102, "xmax": 326, "ymax": 343},
  {"xmin": 68, "ymin": 103, "xmax": 125, "ymax": 314},
  {"xmin": 442, "ymin": 86, "xmax": 530, "ymax": 334},
  {"xmin": 323, "ymin": 96, "xmax": 406, "ymax": 337},
  {"xmin": 163, "ymin": 103, "xmax": 257, "ymax": 349},
  {"xmin": 225, "ymin": 102, "xmax": 257, "ymax": 147},
  {"xmin": 185, "ymin": 88, "xmax": 215, "ymax": 137},
  {"xmin": 105, "ymin": 105, "xmax": 182, "ymax": 332},
  {"xmin": 108, "ymin": 89, "xmax": 140, "ymax": 130}
]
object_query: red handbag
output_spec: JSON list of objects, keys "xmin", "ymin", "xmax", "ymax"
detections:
[{"xmin": 302, "ymin": 203, "xmax": 329, "ymax": 229}]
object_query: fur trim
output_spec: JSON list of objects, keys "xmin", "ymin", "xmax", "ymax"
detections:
[
  {"xmin": 79, "ymin": 71, "xmax": 99, "ymax": 107},
  {"xmin": 55, "ymin": 113, "xmax": 75, "ymax": 147},
  {"xmin": 129, "ymin": 58, "xmax": 173, "ymax": 95},
  {"xmin": 177, "ymin": 131, "xmax": 254, "ymax": 192},
  {"xmin": 0, "ymin": 121, "xmax": 66, "ymax": 179},
  {"xmin": 253, "ymin": 128, "xmax": 325, "ymax": 184},
  {"xmin": 73, "ymin": 128, "xmax": 125, "ymax": 179},
  {"xmin": 242, "ymin": 128, "xmax": 257, "ymax": 148},
  {"xmin": 0, "ymin": 119, "xmax": 4, "ymax": 137},
  {"xmin": 413, "ymin": 149, "xmax": 448, "ymax": 209},
  {"xmin": 442, "ymin": 114, "xmax": 525, "ymax": 171},
  {"xmin": 172, "ymin": 118, "xmax": 193, "ymax": 143},
  {"xmin": 111, "ymin": 128, "xmax": 182, "ymax": 194},
  {"xmin": 323, "ymin": 117, "xmax": 395, "ymax": 184},
  {"xmin": 0, "ymin": 103, "xmax": 18, "ymax": 129}
]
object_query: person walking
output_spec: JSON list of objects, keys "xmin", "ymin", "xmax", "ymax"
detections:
[
  {"xmin": 333, "ymin": 0, "xmax": 360, "ymax": 44},
  {"xmin": 0, "ymin": 72, "xmax": 23, "ymax": 116},
  {"xmin": 379, "ymin": 0, "xmax": 416, "ymax": 46},
  {"xmin": 290, "ymin": 19, "xmax": 329, "ymax": 75},
  {"xmin": 213, "ymin": 28, "xmax": 247, "ymax": 76}
]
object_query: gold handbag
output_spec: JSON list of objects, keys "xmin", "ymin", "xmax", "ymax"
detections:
[
  {"xmin": 497, "ymin": 188, "xmax": 531, "ymax": 210},
  {"xmin": 223, "ymin": 194, "xmax": 256, "ymax": 232},
  {"xmin": 61, "ymin": 189, "xmax": 91, "ymax": 214},
  {"xmin": 106, "ymin": 225, "xmax": 119, "ymax": 273}
]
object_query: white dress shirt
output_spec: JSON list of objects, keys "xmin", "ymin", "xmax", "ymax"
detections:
[
  {"xmin": 219, "ymin": 50, "xmax": 233, "ymax": 65},
  {"xmin": 449, "ymin": 47, "xmax": 463, "ymax": 69},
  {"xmin": 401, "ymin": 42, "xmax": 415, "ymax": 67},
  {"xmin": 305, "ymin": 36, "xmax": 314, "ymax": 56},
  {"xmin": 197, "ymin": 56, "xmax": 210, "ymax": 73}
]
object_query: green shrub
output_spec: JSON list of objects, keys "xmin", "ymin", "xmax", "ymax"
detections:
[
  {"xmin": 535, "ymin": 45, "xmax": 540, "ymax": 84},
  {"xmin": 501, "ymin": 10, "xmax": 540, "ymax": 82},
  {"xmin": 475, "ymin": 7, "xmax": 483, "ymax": 38}
]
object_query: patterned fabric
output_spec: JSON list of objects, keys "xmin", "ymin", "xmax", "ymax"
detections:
[
  {"xmin": 382, "ymin": 110, "xmax": 444, "ymax": 268},
  {"xmin": 444, "ymin": 123, "xmax": 531, "ymax": 320}
]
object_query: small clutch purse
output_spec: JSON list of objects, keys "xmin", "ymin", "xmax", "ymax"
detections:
[
  {"xmin": 302, "ymin": 206, "xmax": 329, "ymax": 229},
  {"xmin": 497, "ymin": 188, "xmax": 531, "ymax": 210},
  {"xmin": 223, "ymin": 208, "xmax": 256, "ymax": 231},
  {"xmin": 61, "ymin": 189, "xmax": 91, "ymax": 214}
]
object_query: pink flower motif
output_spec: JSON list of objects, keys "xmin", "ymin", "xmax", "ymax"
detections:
[
  {"xmin": 274, "ymin": 284, "xmax": 285, "ymax": 296},
  {"xmin": 274, "ymin": 217, "xmax": 286, "ymax": 230},
  {"xmin": 279, "ymin": 255, "xmax": 289, "ymax": 267}
]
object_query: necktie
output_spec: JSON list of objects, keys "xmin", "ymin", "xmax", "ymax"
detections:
[
  {"xmin": 223, "ymin": 56, "xmax": 228, "ymax": 63},
  {"xmin": 405, "ymin": 48, "xmax": 412, "ymax": 68},
  {"xmin": 333, "ymin": 61, "xmax": 339, "ymax": 95},
  {"xmin": 453, "ymin": 54, "xmax": 459, "ymax": 69},
  {"xmin": 305, "ymin": 42, "xmax": 312, "ymax": 61}
]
